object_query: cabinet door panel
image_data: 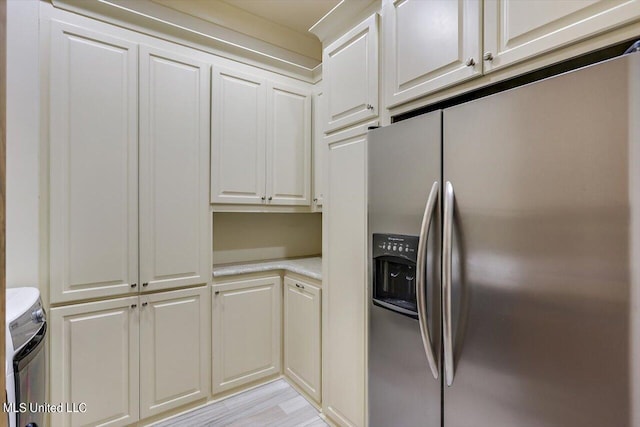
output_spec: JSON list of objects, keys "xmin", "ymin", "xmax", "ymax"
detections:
[
  {"xmin": 284, "ymin": 277, "xmax": 321, "ymax": 403},
  {"xmin": 313, "ymin": 91, "xmax": 325, "ymax": 208},
  {"xmin": 383, "ymin": 0, "xmax": 481, "ymax": 107},
  {"xmin": 139, "ymin": 46, "xmax": 210, "ymax": 291},
  {"xmin": 266, "ymin": 83, "xmax": 311, "ymax": 206},
  {"xmin": 484, "ymin": 0, "xmax": 640, "ymax": 72},
  {"xmin": 324, "ymin": 14, "xmax": 378, "ymax": 133},
  {"xmin": 211, "ymin": 67, "xmax": 266, "ymax": 204},
  {"xmin": 212, "ymin": 276, "xmax": 281, "ymax": 394},
  {"xmin": 140, "ymin": 287, "xmax": 210, "ymax": 418},
  {"xmin": 50, "ymin": 297, "xmax": 139, "ymax": 427},
  {"xmin": 324, "ymin": 137, "xmax": 367, "ymax": 427},
  {"xmin": 49, "ymin": 21, "xmax": 138, "ymax": 303}
]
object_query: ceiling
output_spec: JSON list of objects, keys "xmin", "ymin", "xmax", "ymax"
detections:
[{"xmin": 221, "ymin": 0, "xmax": 341, "ymax": 34}]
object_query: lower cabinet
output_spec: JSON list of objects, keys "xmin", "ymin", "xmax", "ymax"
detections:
[
  {"xmin": 50, "ymin": 286, "xmax": 210, "ymax": 426},
  {"xmin": 212, "ymin": 275, "xmax": 282, "ymax": 394},
  {"xmin": 324, "ymin": 134, "xmax": 368, "ymax": 427},
  {"xmin": 50, "ymin": 297, "xmax": 140, "ymax": 427},
  {"xmin": 283, "ymin": 275, "xmax": 321, "ymax": 403},
  {"xmin": 139, "ymin": 287, "xmax": 210, "ymax": 418}
]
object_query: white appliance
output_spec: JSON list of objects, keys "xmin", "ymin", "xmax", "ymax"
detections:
[{"xmin": 6, "ymin": 287, "xmax": 46, "ymax": 427}]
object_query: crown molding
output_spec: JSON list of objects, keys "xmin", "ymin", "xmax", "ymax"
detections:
[
  {"xmin": 51, "ymin": 0, "xmax": 320, "ymax": 79},
  {"xmin": 309, "ymin": 0, "xmax": 377, "ymax": 44}
]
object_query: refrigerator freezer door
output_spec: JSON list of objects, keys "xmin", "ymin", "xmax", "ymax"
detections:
[
  {"xmin": 368, "ymin": 111, "xmax": 442, "ymax": 427},
  {"xmin": 442, "ymin": 54, "xmax": 639, "ymax": 427}
]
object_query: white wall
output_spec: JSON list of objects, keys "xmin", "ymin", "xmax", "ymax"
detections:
[
  {"xmin": 213, "ymin": 213, "xmax": 322, "ymax": 265},
  {"xmin": 6, "ymin": 0, "xmax": 40, "ymax": 287}
]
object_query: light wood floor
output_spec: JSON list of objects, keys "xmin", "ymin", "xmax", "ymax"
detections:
[{"xmin": 153, "ymin": 380, "xmax": 328, "ymax": 427}]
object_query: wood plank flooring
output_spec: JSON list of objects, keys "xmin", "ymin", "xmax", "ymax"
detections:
[{"xmin": 153, "ymin": 380, "xmax": 328, "ymax": 427}]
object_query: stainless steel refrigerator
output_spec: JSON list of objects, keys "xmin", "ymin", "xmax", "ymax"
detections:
[{"xmin": 368, "ymin": 52, "xmax": 640, "ymax": 427}]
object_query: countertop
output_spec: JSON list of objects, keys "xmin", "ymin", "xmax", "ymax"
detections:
[{"xmin": 212, "ymin": 257, "xmax": 322, "ymax": 281}]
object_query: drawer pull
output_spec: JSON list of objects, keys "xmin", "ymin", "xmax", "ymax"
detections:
[{"xmin": 295, "ymin": 283, "xmax": 305, "ymax": 290}]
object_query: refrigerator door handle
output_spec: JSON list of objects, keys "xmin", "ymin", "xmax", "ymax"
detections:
[
  {"xmin": 443, "ymin": 181, "xmax": 455, "ymax": 386},
  {"xmin": 416, "ymin": 181, "xmax": 440, "ymax": 380}
]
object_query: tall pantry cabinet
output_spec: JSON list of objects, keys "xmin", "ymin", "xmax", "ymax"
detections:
[{"xmin": 48, "ymin": 20, "xmax": 211, "ymax": 426}]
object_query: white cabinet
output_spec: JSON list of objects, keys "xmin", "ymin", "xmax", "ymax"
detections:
[
  {"xmin": 139, "ymin": 45, "xmax": 211, "ymax": 292},
  {"xmin": 323, "ymin": 135, "xmax": 367, "ymax": 427},
  {"xmin": 50, "ymin": 288, "xmax": 210, "ymax": 426},
  {"xmin": 140, "ymin": 286, "xmax": 210, "ymax": 418},
  {"xmin": 50, "ymin": 297, "xmax": 140, "ymax": 427},
  {"xmin": 323, "ymin": 14, "xmax": 378, "ymax": 133},
  {"xmin": 382, "ymin": 0, "xmax": 481, "ymax": 108},
  {"xmin": 284, "ymin": 276, "xmax": 321, "ymax": 403},
  {"xmin": 211, "ymin": 67, "xmax": 266, "ymax": 205},
  {"xmin": 313, "ymin": 90, "xmax": 325, "ymax": 208},
  {"xmin": 483, "ymin": 0, "xmax": 640, "ymax": 73},
  {"xmin": 212, "ymin": 275, "xmax": 282, "ymax": 394},
  {"xmin": 266, "ymin": 82, "xmax": 312, "ymax": 206},
  {"xmin": 211, "ymin": 68, "xmax": 311, "ymax": 207},
  {"xmin": 50, "ymin": 25, "xmax": 211, "ymax": 304},
  {"xmin": 49, "ymin": 21, "xmax": 139, "ymax": 304}
]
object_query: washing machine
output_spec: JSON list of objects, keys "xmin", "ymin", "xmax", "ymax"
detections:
[{"xmin": 6, "ymin": 287, "xmax": 47, "ymax": 427}]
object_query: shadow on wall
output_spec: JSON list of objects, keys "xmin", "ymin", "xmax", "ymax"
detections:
[{"xmin": 212, "ymin": 213, "xmax": 322, "ymax": 265}]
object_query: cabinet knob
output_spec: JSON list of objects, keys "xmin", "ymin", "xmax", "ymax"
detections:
[
  {"xmin": 261, "ymin": 196, "xmax": 266, "ymax": 201},
  {"xmin": 366, "ymin": 104, "xmax": 374, "ymax": 110},
  {"xmin": 483, "ymin": 52, "xmax": 494, "ymax": 61},
  {"xmin": 131, "ymin": 304, "xmax": 137, "ymax": 309},
  {"xmin": 142, "ymin": 302, "xmax": 148, "ymax": 307},
  {"xmin": 142, "ymin": 282, "xmax": 149, "ymax": 287},
  {"xmin": 268, "ymin": 196, "xmax": 273, "ymax": 201},
  {"xmin": 313, "ymin": 198, "xmax": 318, "ymax": 202},
  {"xmin": 215, "ymin": 290, "xmax": 220, "ymax": 296},
  {"xmin": 465, "ymin": 57, "xmax": 475, "ymax": 67},
  {"xmin": 131, "ymin": 283, "xmax": 137, "ymax": 288}
]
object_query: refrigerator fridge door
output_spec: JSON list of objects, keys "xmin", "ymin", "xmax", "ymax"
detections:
[
  {"xmin": 368, "ymin": 111, "xmax": 442, "ymax": 427},
  {"xmin": 442, "ymin": 53, "xmax": 640, "ymax": 427}
]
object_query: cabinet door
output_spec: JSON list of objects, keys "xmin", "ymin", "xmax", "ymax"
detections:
[
  {"xmin": 49, "ymin": 21, "xmax": 138, "ymax": 304},
  {"xmin": 139, "ymin": 46, "xmax": 211, "ymax": 292},
  {"xmin": 139, "ymin": 286, "xmax": 210, "ymax": 418},
  {"xmin": 383, "ymin": 0, "xmax": 481, "ymax": 108},
  {"xmin": 266, "ymin": 82, "xmax": 312, "ymax": 206},
  {"xmin": 284, "ymin": 276, "xmax": 321, "ymax": 403},
  {"xmin": 212, "ymin": 276, "xmax": 282, "ymax": 394},
  {"xmin": 324, "ymin": 14, "xmax": 378, "ymax": 133},
  {"xmin": 324, "ymin": 136, "xmax": 367, "ymax": 427},
  {"xmin": 211, "ymin": 67, "xmax": 267, "ymax": 205},
  {"xmin": 50, "ymin": 297, "xmax": 139, "ymax": 427},
  {"xmin": 484, "ymin": 0, "xmax": 640, "ymax": 73},
  {"xmin": 313, "ymin": 91, "xmax": 325, "ymax": 208}
]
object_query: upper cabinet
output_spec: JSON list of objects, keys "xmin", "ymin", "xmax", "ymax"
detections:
[
  {"xmin": 483, "ymin": 0, "xmax": 640, "ymax": 73},
  {"xmin": 211, "ymin": 66, "xmax": 312, "ymax": 207},
  {"xmin": 49, "ymin": 22, "xmax": 139, "ymax": 304},
  {"xmin": 313, "ymin": 90, "xmax": 325, "ymax": 208},
  {"xmin": 138, "ymin": 46, "xmax": 211, "ymax": 292},
  {"xmin": 323, "ymin": 14, "xmax": 378, "ymax": 133},
  {"xmin": 50, "ymin": 21, "xmax": 212, "ymax": 304},
  {"xmin": 383, "ymin": 0, "xmax": 481, "ymax": 108},
  {"xmin": 266, "ymin": 82, "xmax": 312, "ymax": 206},
  {"xmin": 376, "ymin": 0, "xmax": 640, "ymax": 109},
  {"xmin": 211, "ymin": 67, "xmax": 266, "ymax": 205}
]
